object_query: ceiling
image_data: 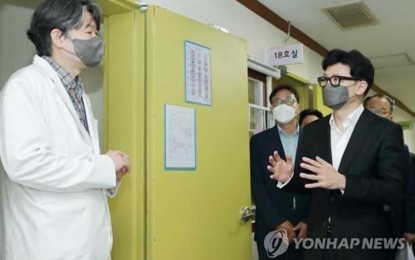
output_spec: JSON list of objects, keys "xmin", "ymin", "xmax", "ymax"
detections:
[{"xmin": 257, "ymin": 0, "xmax": 415, "ymax": 115}]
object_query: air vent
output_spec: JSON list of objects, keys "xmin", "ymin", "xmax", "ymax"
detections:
[{"xmin": 322, "ymin": 1, "xmax": 378, "ymax": 29}]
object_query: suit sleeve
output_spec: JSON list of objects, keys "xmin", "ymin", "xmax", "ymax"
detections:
[
  {"xmin": 250, "ymin": 137, "xmax": 286, "ymax": 228},
  {"xmin": 343, "ymin": 124, "xmax": 405, "ymax": 205},
  {"xmin": 0, "ymin": 76, "xmax": 116, "ymax": 193}
]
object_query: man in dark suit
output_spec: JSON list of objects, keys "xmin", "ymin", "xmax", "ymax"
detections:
[
  {"xmin": 250, "ymin": 84, "xmax": 310, "ymax": 260},
  {"xmin": 268, "ymin": 49, "xmax": 405, "ymax": 260},
  {"xmin": 364, "ymin": 94, "xmax": 415, "ymax": 244}
]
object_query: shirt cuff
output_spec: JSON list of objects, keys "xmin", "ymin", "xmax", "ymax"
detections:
[{"xmin": 276, "ymin": 172, "xmax": 294, "ymax": 188}]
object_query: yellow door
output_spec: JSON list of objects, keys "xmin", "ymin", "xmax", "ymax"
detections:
[
  {"xmin": 146, "ymin": 7, "xmax": 251, "ymax": 260},
  {"xmin": 103, "ymin": 8, "xmax": 146, "ymax": 260},
  {"xmin": 105, "ymin": 6, "xmax": 252, "ymax": 260}
]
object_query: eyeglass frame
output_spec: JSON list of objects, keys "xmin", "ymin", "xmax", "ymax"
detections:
[
  {"xmin": 364, "ymin": 94, "xmax": 395, "ymax": 114},
  {"xmin": 317, "ymin": 75, "xmax": 362, "ymax": 88},
  {"xmin": 271, "ymin": 95, "xmax": 297, "ymax": 106},
  {"xmin": 367, "ymin": 108, "xmax": 392, "ymax": 117}
]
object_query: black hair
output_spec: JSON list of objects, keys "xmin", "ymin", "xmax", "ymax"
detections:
[
  {"xmin": 27, "ymin": 0, "xmax": 102, "ymax": 56},
  {"xmin": 269, "ymin": 84, "xmax": 300, "ymax": 104},
  {"xmin": 322, "ymin": 49, "xmax": 374, "ymax": 96},
  {"xmin": 299, "ymin": 109, "xmax": 323, "ymax": 125}
]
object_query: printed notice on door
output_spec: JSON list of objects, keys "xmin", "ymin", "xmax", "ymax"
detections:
[
  {"xmin": 185, "ymin": 40, "xmax": 212, "ymax": 106},
  {"xmin": 165, "ymin": 104, "xmax": 196, "ymax": 170}
]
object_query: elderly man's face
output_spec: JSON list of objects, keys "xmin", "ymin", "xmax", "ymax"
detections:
[{"xmin": 365, "ymin": 97, "xmax": 394, "ymax": 121}]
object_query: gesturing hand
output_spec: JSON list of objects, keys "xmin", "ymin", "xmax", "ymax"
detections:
[
  {"xmin": 299, "ymin": 156, "xmax": 346, "ymax": 190},
  {"xmin": 267, "ymin": 151, "xmax": 294, "ymax": 183}
]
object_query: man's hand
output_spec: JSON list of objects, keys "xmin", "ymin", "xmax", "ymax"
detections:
[
  {"xmin": 276, "ymin": 220, "xmax": 296, "ymax": 243},
  {"xmin": 299, "ymin": 156, "xmax": 346, "ymax": 190},
  {"xmin": 267, "ymin": 151, "xmax": 294, "ymax": 183},
  {"xmin": 106, "ymin": 150, "xmax": 130, "ymax": 181},
  {"xmin": 116, "ymin": 166, "xmax": 129, "ymax": 181},
  {"xmin": 404, "ymin": 232, "xmax": 415, "ymax": 243},
  {"xmin": 293, "ymin": 221, "xmax": 307, "ymax": 240}
]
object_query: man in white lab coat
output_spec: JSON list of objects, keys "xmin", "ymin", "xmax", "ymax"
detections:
[{"xmin": 0, "ymin": 0, "xmax": 130, "ymax": 259}]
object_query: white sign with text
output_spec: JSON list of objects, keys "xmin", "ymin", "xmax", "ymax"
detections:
[{"xmin": 267, "ymin": 43, "xmax": 304, "ymax": 66}]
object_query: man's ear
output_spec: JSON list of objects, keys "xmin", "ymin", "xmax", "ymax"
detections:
[
  {"xmin": 50, "ymin": 29, "xmax": 65, "ymax": 48},
  {"xmin": 356, "ymin": 81, "xmax": 368, "ymax": 95},
  {"xmin": 296, "ymin": 104, "xmax": 301, "ymax": 114}
]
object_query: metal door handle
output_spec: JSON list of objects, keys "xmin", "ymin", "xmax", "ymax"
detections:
[{"xmin": 240, "ymin": 205, "xmax": 256, "ymax": 222}]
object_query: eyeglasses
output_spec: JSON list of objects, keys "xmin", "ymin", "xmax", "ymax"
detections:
[
  {"xmin": 368, "ymin": 108, "xmax": 391, "ymax": 117},
  {"xmin": 272, "ymin": 96, "xmax": 297, "ymax": 106},
  {"xmin": 317, "ymin": 75, "xmax": 361, "ymax": 88}
]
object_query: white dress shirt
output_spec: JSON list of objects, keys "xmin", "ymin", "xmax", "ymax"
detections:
[{"xmin": 330, "ymin": 104, "xmax": 364, "ymax": 171}]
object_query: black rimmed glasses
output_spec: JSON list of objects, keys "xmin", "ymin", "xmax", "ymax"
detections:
[{"xmin": 317, "ymin": 75, "xmax": 361, "ymax": 88}]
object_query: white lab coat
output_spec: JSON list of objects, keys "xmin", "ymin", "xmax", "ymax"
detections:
[{"xmin": 0, "ymin": 55, "xmax": 117, "ymax": 260}]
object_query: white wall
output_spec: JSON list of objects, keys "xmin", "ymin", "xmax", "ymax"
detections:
[
  {"xmin": 145, "ymin": 0, "xmax": 324, "ymax": 81},
  {"xmin": 0, "ymin": 4, "xmax": 34, "ymax": 87}
]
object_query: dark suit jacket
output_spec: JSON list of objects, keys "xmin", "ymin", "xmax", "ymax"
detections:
[
  {"xmin": 404, "ymin": 147, "xmax": 415, "ymax": 233},
  {"xmin": 286, "ymin": 109, "xmax": 405, "ymax": 260},
  {"xmin": 250, "ymin": 126, "xmax": 310, "ymax": 242}
]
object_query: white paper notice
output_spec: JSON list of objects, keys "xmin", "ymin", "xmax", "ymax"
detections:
[
  {"xmin": 185, "ymin": 41, "xmax": 212, "ymax": 105},
  {"xmin": 165, "ymin": 104, "xmax": 196, "ymax": 170}
]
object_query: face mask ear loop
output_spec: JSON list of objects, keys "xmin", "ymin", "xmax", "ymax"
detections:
[{"xmin": 59, "ymin": 36, "xmax": 77, "ymax": 57}]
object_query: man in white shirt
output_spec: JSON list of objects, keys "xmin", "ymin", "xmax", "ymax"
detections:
[{"xmin": 268, "ymin": 49, "xmax": 405, "ymax": 260}]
